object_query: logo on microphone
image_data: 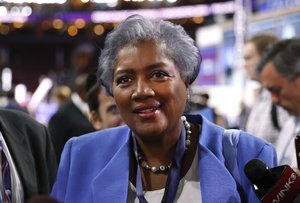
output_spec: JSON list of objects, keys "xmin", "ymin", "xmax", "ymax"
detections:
[{"xmin": 272, "ymin": 172, "xmax": 297, "ymax": 203}]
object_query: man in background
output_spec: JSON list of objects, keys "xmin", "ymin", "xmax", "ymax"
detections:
[
  {"xmin": 242, "ymin": 34, "xmax": 289, "ymax": 146},
  {"xmin": 257, "ymin": 38, "xmax": 300, "ymax": 166},
  {"xmin": 48, "ymin": 73, "xmax": 95, "ymax": 163},
  {"xmin": 2, "ymin": 87, "xmax": 28, "ymax": 113},
  {"xmin": 86, "ymin": 72, "xmax": 123, "ymax": 130},
  {"xmin": 0, "ymin": 108, "xmax": 57, "ymax": 202}
]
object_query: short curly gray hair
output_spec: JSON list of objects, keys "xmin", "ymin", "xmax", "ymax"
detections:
[
  {"xmin": 97, "ymin": 14, "xmax": 201, "ymax": 95},
  {"xmin": 257, "ymin": 38, "xmax": 300, "ymax": 81}
]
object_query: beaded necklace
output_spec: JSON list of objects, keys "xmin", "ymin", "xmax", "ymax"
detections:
[{"xmin": 136, "ymin": 116, "xmax": 191, "ymax": 173}]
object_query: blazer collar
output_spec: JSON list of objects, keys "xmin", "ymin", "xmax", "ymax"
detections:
[
  {"xmin": 0, "ymin": 112, "xmax": 35, "ymax": 199},
  {"xmin": 198, "ymin": 143, "xmax": 241, "ymax": 202},
  {"xmin": 0, "ymin": 115, "xmax": 25, "ymax": 145},
  {"xmin": 91, "ymin": 117, "xmax": 240, "ymax": 202},
  {"xmin": 91, "ymin": 128, "xmax": 131, "ymax": 203}
]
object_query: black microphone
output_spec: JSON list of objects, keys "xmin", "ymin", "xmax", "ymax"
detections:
[{"xmin": 244, "ymin": 159, "xmax": 300, "ymax": 203}]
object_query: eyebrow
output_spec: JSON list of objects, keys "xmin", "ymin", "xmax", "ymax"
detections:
[
  {"xmin": 114, "ymin": 68, "xmax": 132, "ymax": 76},
  {"xmin": 146, "ymin": 62, "xmax": 166, "ymax": 69}
]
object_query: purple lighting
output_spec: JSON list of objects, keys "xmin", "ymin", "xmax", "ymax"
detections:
[
  {"xmin": 91, "ymin": 2, "xmax": 235, "ymax": 23},
  {"xmin": 0, "ymin": 1, "xmax": 234, "ymax": 23}
]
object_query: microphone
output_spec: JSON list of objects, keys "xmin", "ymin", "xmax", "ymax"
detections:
[{"xmin": 244, "ymin": 159, "xmax": 300, "ymax": 203}]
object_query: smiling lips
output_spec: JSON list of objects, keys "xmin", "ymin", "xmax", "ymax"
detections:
[{"xmin": 133, "ymin": 104, "xmax": 161, "ymax": 119}]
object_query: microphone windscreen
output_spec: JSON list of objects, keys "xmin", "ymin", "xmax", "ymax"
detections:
[
  {"xmin": 244, "ymin": 158, "xmax": 276, "ymax": 190},
  {"xmin": 244, "ymin": 159, "xmax": 268, "ymax": 184}
]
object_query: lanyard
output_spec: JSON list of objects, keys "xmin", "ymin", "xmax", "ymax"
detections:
[{"xmin": 131, "ymin": 123, "xmax": 187, "ymax": 203}]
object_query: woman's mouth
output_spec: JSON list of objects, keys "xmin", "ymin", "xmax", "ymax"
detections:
[{"xmin": 133, "ymin": 105, "xmax": 161, "ymax": 119}]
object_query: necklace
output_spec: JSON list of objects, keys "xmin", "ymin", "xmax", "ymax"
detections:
[{"xmin": 137, "ymin": 115, "xmax": 192, "ymax": 173}]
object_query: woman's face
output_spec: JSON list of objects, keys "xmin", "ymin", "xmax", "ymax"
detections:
[{"xmin": 113, "ymin": 41, "xmax": 188, "ymax": 140}]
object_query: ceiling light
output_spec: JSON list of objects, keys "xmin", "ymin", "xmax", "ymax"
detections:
[{"xmin": 0, "ymin": 6, "xmax": 8, "ymax": 17}]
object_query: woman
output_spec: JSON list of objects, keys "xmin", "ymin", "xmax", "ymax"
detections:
[{"xmin": 51, "ymin": 15, "xmax": 277, "ymax": 202}]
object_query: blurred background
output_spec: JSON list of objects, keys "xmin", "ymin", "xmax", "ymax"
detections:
[{"xmin": 0, "ymin": 0, "xmax": 299, "ymax": 126}]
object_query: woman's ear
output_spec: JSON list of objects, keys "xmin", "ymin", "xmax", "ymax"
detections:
[{"xmin": 185, "ymin": 81, "xmax": 189, "ymax": 88}]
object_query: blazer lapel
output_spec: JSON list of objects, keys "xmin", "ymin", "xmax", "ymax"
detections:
[
  {"xmin": 0, "ymin": 116, "xmax": 37, "ymax": 198},
  {"xmin": 91, "ymin": 132, "xmax": 131, "ymax": 203},
  {"xmin": 0, "ymin": 117, "xmax": 25, "ymax": 146},
  {"xmin": 198, "ymin": 143, "xmax": 241, "ymax": 202}
]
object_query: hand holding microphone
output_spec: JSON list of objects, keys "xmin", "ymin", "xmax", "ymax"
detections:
[
  {"xmin": 295, "ymin": 133, "xmax": 300, "ymax": 170},
  {"xmin": 244, "ymin": 159, "xmax": 300, "ymax": 203}
]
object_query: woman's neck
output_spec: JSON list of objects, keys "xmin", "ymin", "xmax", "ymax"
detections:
[
  {"xmin": 134, "ymin": 120, "xmax": 182, "ymax": 165},
  {"xmin": 130, "ymin": 122, "xmax": 200, "ymax": 191},
  {"xmin": 136, "ymin": 135, "xmax": 178, "ymax": 166}
]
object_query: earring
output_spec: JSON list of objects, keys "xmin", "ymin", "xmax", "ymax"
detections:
[{"xmin": 187, "ymin": 92, "xmax": 191, "ymax": 102}]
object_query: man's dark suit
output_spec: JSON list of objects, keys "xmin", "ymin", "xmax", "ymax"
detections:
[
  {"xmin": 48, "ymin": 101, "xmax": 95, "ymax": 162},
  {"xmin": 0, "ymin": 108, "xmax": 57, "ymax": 201}
]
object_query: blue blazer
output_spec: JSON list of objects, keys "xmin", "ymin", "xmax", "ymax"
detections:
[{"xmin": 51, "ymin": 115, "xmax": 277, "ymax": 203}]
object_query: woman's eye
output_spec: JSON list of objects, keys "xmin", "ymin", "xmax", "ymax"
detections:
[
  {"xmin": 116, "ymin": 77, "xmax": 131, "ymax": 85},
  {"xmin": 153, "ymin": 71, "xmax": 168, "ymax": 78}
]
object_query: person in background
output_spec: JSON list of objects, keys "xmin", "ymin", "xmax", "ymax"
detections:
[
  {"xmin": 51, "ymin": 15, "xmax": 277, "ymax": 203},
  {"xmin": 33, "ymin": 85, "xmax": 72, "ymax": 126},
  {"xmin": 0, "ymin": 108, "xmax": 57, "ymax": 202},
  {"xmin": 242, "ymin": 34, "xmax": 290, "ymax": 146},
  {"xmin": 51, "ymin": 85, "xmax": 71, "ymax": 107},
  {"xmin": 189, "ymin": 92, "xmax": 227, "ymax": 127},
  {"xmin": 2, "ymin": 87, "xmax": 28, "ymax": 113},
  {"xmin": 190, "ymin": 92, "xmax": 216, "ymax": 122},
  {"xmin": 48, "ymin": 73, "xmax": 95, "ymax": 162},
  {"xmin": 65, "ymin": 43, "xmax": 97, "ymax": 87},
  {"xmin": 257, "ymin": 38, "xmax": 300, "ymax": 166},
  {"xmin": 86, "ymin": 72, "xmax": 124, "ymax": 130}
]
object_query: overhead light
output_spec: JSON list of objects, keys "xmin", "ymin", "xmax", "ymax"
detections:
[
  {"xmin": 106, "ymin": 1, "xmax": 117, "ymax": 7},
  {"xmin": 13, "ymin": 21, "xmax": 24, "ymax": 28},
  {"xmin": 0, "ymin": 24, "xmax": 10, "ymax": 35},
  {"xmin": 21, "ymin": 6, "xmax": 32, "ymax": 16},
  {"xmin": 166, "ymin": 0, "xmax": 177, "ymax": 3},
  {"xmin": 0, "ymin": 6, "xmax": 7, "ymax": 17},
  {"xmin": 27, "ymin": 77, "xmax": 53, "ymax": 113},
  {"xmin": 15, "ymin": 84, "xmax": 27, "ymax": 105},
  {"xmin": 52, "ymin": 19, "xmax": 64, "ymax": 29},
  {"xmin": 1, "ymin": 67, "xmax": 12, "ymax": 92},
  {"xmin": 92, "ymin": 0, "xmax": 117, "ymax": 3},
  {"xmin": 67, "ymin": 25, "xmax": 78, "ymax": 36},
  {"xmin": 94, "ymin": 24, "xmax": 105, "ymax": 35},
  {"xmin": 74, "ymin": 18, "xmax": 86, "ymax": 29}
]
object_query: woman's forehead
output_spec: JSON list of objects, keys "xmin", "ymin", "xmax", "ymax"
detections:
[{"xmin": 116, "ymin": 40, "xmax": 170, "ymax": 59}]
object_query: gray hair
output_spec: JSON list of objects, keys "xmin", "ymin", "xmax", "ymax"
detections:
[
  {"xmin": 97, "ymin": 14, "xmax": 201, "ymax": 95},
  {"xmin": 257, "ymin": 38, "xmax": 300, "ymax": 81}
]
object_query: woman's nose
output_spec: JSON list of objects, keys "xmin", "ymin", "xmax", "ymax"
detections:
[{"xmin": 131, "ymin": 79, "xmax": 155, "ymax": 100}]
